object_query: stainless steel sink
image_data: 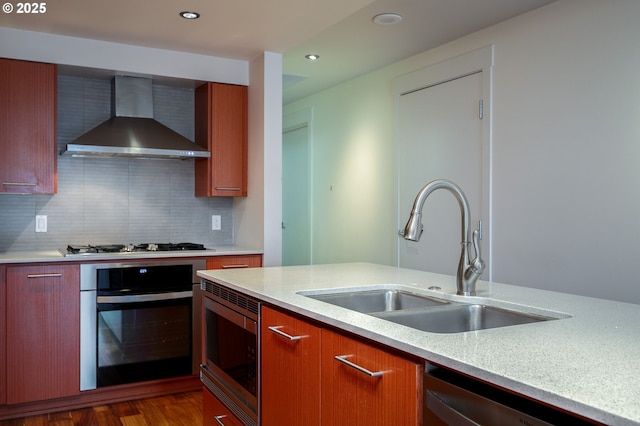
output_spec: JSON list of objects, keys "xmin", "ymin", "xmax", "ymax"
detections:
[
  {"xmin": 372, "ymin": 303, "xmax": 554, "ymax": 334},
  {"xmin": 299, "ymin": 286, "xmax": 566, "ymax": 333},
  {"xmin": 304, "ymin": 289, "xmax": 448, "ymax": 313}
]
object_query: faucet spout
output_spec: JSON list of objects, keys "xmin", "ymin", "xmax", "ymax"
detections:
[{"xmin": 402, "ymin": 179, "xmax": 485, "ymax": 296}]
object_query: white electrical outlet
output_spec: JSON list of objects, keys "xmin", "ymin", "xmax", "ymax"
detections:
[
  {"xmin": 35, "ymin": 215, "xmax": 47, "ymax": 232},
  {"xmin": 212, "ymin": 215, "xmax": 222, "ymax": 230}
]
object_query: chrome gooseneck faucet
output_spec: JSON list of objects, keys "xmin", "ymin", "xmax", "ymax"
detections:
[{"xmin": 402, "ymin": 179, "xmax": 485, "ymax": 296}]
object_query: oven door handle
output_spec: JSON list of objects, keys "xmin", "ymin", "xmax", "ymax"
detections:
[{"xmin": 97, "ymin": 291, "xmax": 193, "ymax": 304}]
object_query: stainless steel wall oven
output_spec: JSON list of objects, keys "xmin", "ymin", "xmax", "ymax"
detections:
[
  {"xmin": 201, "ymin": 279, "xmax": 261, "ymax": 426},
  {"xmin": 80, "ymin": 259, "xmax": 205, "ymax": 390}
]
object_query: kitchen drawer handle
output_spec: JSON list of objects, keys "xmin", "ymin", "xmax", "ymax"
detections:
[
  {"xmin": 221, "ymin": 264, "xmax": 249, "ymax": 269},
  {"xmin": 334, "ymin": 355, "xmax": 386, "ymax": 377},
  {"xmin": 214, "ymin": 415, "xmax": 227, "ymax": 425},
  {"xmin": 215, "ymin": 187, "xmax": 241, "ymax": 191},
  {"xmin": 27, "ymin": 273, "xmax": 62, "ymax": 279},
  {"xmin": 3, "ymin": 182, "xmax": 37, "ymax": 186},
  {"xmin": 267, "ymin": 325, "xmax": 308, "ymax": 341}
]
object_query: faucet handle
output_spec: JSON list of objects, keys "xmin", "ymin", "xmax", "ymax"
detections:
[{"xmin": 470, "ymin": 228, "xmax": 485, "ymax": 274}]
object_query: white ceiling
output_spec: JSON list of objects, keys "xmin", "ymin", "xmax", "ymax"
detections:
[{"xmin": 0, "ymin": 0, "xmax": 557, "ymax": 103}]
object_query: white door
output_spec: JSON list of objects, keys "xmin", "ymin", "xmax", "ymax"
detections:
[
  {"xmin": 282, "ymin": 124, "xmax": 311, "ymax": 265},
  {"xmin": 398, "ymin": 71, "xmax": 486, "ymax": 276}
]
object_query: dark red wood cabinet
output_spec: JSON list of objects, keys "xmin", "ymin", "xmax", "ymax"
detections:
[{"xmin": 0, "ymin": 58, "xmax": 57, "ymax": 194}]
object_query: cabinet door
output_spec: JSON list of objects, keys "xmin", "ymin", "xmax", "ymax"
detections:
[
  {"xmin": 203, "ymin": 386, "xmax": 245, "ymax": 426},
  {"xmin": 6, "ymin": 264, "xmax": 80, "ymax": 404},
  {"xmin": 321, "ymin": 328, "xmax": 423, "ymax": 426},
  {"xmin": 0, "ymin": 58, "xmax": 57, "ymax": 194},
  {"xmin": 206, "ymin": 255, "xmax": 262, "ymax": 270},
  {"xmin": 195, "ymin": 82, "xmax": 248, "ymax": 197},
  {"xmin": 0, "ymin": 265, "xmax": 5, "ymax": 405},
  {"xmin": 261, "ymin": 306, "xmax": 321, "ymax": 426}
]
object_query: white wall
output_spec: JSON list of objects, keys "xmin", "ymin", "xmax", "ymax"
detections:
[
  {"xmin": 235, "ymin": 52, "xmax": 283, "ymax": 266},
  {"xmin": 284, "ymin": 72, "xmax": 398, "ymax": 266},
  {"xmin": 0, "ymin": 27, "xmax": 248, "ymax": 84},
  {"xmin": 283, "ymin": 0, "xmax": 640, "ymax": 304}
]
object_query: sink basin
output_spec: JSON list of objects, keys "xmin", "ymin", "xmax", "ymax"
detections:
[
  {"xmin": 373, "ymin": 303, "xmax": 554, "ymax": 334},
  {"xmin": 299, "ymin": 286, "xmax": 567, "ymax": 333},
  {"xmin": 304, "ymin": 289, "xmax": 448, "ymax": 313}
]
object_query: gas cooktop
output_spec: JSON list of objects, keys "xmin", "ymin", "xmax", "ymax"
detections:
[{"xmin": 62, "ymin": 242, "xmax": 210, "ymax": 257}]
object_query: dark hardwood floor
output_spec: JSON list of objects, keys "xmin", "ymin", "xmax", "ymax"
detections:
[{"xmin": 0, "ymin": 391, "xmax": 202, "ymax": 426}]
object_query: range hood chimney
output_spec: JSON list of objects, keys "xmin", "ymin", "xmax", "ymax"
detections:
[{"xmin": 61, "ymin": 76, "xmax": 210, "ymax": 159}]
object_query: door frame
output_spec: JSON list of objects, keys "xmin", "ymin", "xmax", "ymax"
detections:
[
  {"xmin": 392, "ymin": 45, "xmax": 494, "ymax": 280},
  {"xmin": 282, "ymin": 108, "xmax": 314, "ymax": 265}
]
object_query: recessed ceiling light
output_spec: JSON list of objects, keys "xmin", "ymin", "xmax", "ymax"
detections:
[
  {"xmin": 372, "ymin": 13, "xmax": 403, "ymax": 25},
  {"xmin": 305, "ymin": 54, "xmax": 320, "ymax": 61},
  {"xmin": 180, "ymin": 11, "xmax": 200, "ymax": 19}
]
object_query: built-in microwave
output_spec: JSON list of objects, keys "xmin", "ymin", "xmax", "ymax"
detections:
[{"xmin": 200, "ymin": 279, "xmax": 261, "ymax": 426}]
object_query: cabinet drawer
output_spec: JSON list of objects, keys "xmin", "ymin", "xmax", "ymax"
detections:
[
  {"xmin": 321, "ymin": 328, "xmax": 423, "ymax": 426},
  {"xmin": 261, "ymin": 306, "xmax": 321, "ymax": 426},
  {"xmin": 206, "ymin": 255, "xmax": 262, "ymax": 270},
  {"xmin": 203, "ymin": 386, "xmax": 245, "ymax": 426}
]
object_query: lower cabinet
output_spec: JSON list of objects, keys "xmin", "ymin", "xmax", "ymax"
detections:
[
  {"xmin": 261, "ymin": 305, "xmax": 322, "ymax": 425},
  {"xmin": 261, "ymin": 305, "xmax": 424, "ymax": 426},
  {"xmin": 321, "ymin": 328, "xmax": 423, "ymax": 425},
  {"xmin": 203, "ymin": 386, "xmax": 245, "ymax": 426},
  {"xmin": 5, "ymin": 264, "xmax": 80, "ymax": 405},
  {"xmin": 0, "ymin": 265, "xmax": 5, "ymax": 406}
]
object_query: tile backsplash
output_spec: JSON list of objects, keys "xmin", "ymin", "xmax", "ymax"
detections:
[{"xmin": 0, "ymin": 75, "xmax": 233, "ymax": 252}]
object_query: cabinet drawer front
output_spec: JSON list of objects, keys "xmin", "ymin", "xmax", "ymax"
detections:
[
  {"xmin": 261, "ymin": 306, "xmax": 321, "ymax": 426},
  {"xmin": 206, "ymin": 255, "xmax": 262, "ymax": 270},
  {"xmin": 203, "ymin": 387, "xmax": 246, "ymax": 426},
  {"xmin": 321, "ymin": 328, "xmax": 423, "ymax": 426}
]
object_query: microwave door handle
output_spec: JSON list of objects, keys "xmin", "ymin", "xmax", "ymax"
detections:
[
  {"xmin": 97, "ymin": 291, "xmax": 193, "ymax": 304},
  {"xmin": 426, "ymin": 390, "xmax": 481, "ymax": 426}
]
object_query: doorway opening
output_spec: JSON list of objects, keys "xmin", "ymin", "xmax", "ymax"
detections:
[{"xmin": 282, "ymin": 109, "xmax": 313, "ymax": 265}]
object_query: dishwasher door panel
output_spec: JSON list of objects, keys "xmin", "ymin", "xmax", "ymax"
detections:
[{"xmin": 424, "ymin": 367, "xmax": 598, "ymax": 426}]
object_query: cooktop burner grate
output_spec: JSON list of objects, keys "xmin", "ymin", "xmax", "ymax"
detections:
[{"xmin": 66, "ymin": 242, "xmax": 207, "ymax": 255}]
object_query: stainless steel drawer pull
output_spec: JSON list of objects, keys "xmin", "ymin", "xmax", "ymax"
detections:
[
  {"xmin": 215, "ymin": 187, "xmax": 241, "ymax": 191},
  {"xmin": 214, "ymin": 415, "xmax": 227, "ymax": 425},
  {"xmin": 27, "ymin": 273, "xmax": 62, "ymax": 278},
  {"xmin": 3, "ymin": 182, "xmax": 36, "ymax": 186},
  {"xmin": 334, "ymin": 355, "xmax": 385, "ymax": 377},
  {"xmin": 221, "ymin": 264, "xmax": 249, "ymax": 269},
  {"xmin": 267, "ymin": 325, "xmax": 308, "ymax": 341}
]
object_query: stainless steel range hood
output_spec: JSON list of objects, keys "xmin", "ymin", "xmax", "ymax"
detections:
[{"xmin": 61, "ymin": 76, "xmax": 210, "ymax": 159}]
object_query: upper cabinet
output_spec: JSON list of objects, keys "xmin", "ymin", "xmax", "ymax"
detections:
[
  {"xmin": 194, "ymin": 82, "xmax": 248, "ymax": 197},
  {"xmin": 0, "ymin": 58, "xmax": 57, "ymax": 194}
]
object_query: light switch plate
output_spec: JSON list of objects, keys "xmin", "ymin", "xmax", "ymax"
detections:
[
  {"xmin": 36, "ymin": 215, "xmax": 47, "ymax": 232},
  {"xmin": 212, "ymin": 215, "xmax": 221, "ymax": 230}
]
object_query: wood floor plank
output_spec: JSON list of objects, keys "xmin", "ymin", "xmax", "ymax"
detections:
[
  {"xmin": 109, "ymin": 401, "xmax": 140, "ymax": 418},
  {"xmin": 135, "ymin": 391, "xmax": 202, "ymax": 426},
  {"xmin": 2, "ymin": 391, "xmax": 202, "ymax": 426},
  {"xmin": 119, "ymin": 414, "xmax": 149, "ymax": 426},
  {"xmin": 69, "ymin": 407, "xmax": 100, "ymax": 426}
]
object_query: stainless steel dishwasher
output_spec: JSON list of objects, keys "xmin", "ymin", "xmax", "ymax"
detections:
[{"xmin": 424, "ymin": 364, "xmax": 598, "ymax": 425}]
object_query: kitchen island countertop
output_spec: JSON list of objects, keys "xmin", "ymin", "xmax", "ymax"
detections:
[
  {"xmin": 198, "ymin": 262, "xmax": 640, "ymax": 425},
  {"xmin": 0, "ymin": 246, "xmax": 262, "ymax": 264}
]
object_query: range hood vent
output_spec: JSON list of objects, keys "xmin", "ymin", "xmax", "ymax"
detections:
[{"xmin": 61, "ymin": 76, "xmax": 210, "ymax": 159}]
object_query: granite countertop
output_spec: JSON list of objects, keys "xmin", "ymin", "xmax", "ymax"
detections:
[
  {"xmin": 0, "ymin": 246, "xmax": 262, "ymax": 264},
  {"xmin": 197, "ymin": 262, "xmax": 640, "ymax": 426}
]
